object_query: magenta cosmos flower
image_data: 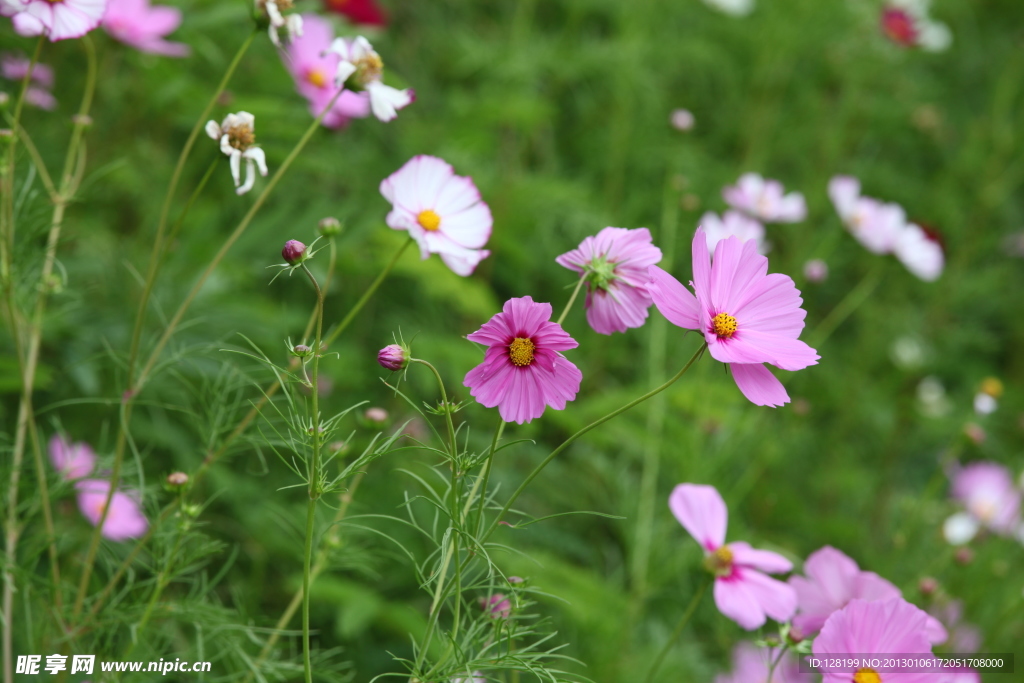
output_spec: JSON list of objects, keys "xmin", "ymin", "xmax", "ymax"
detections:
[
  {"xmin": 670, "ymin": 483, "xmax": 796, "ymax": 630},
  {"xmin": 49, "ymin": 434, "xmax": 96, "ymax": 480},
  {"xmin": 554, "ymin": 227, "xmax": 663, "ymax": 335},
  {"xmin": 943, "ymin": 461, "xmax": 1021, "ymax": 544},
  {"xmin": 699, "ymin": 210, "xmax": 766, "ymax": 255},
  {"xmin": 789, "ymin": 546, "xmax": 946, "ymax": 644},
  {"xmin": 282, "ymin": 14, "xmax": 370, "ymax": 128},
  {"xmin": 74, "ymin": 479, "xmax": 148, "ymax": 541},
  {"xmin": 647, "ymin": 230, "xmax": 819, "ymax": 407},
  {"xmin": 380, "ymin": 155, "xmax": 492, "ymax": 276},
  {"xmin": 102, "ymin": 0, "xmax": 189, "ymax": 57},
  {"xmin": 8, "ymin": 0, "xmax": 106, "ymax": 41},
  {"xmin": 715, "ymin": 642, "xmax": 809, "ymax": 683},
  {"xmin": 463, "ymin": 297, "xmax": 582, "ymax": 425},
  {"xmin": 813, "ymin": 598, "xmax": 937, "ymax": 683},
  {"xmin": 722, "ymin": 173, "xmax": 806, "ymax": 223}
]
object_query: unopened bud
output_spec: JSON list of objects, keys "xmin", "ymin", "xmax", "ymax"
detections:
[
  {"xmin": 670, "ymin": 108, "xmax": 695, "ymax": 131},
  {"xmin": 292, "ymin": 344, "xmax": 313, "ymax": 358},
  {"xmin": 167, "ymin": 472, "xmax": 189, "ymax": 487},
  {"xmin": 377, "ymin": 343, "xmax": 408, "ymax": 371},
  {"xmin": 954, "ymin": 547, "xmax": 974, "ymax": 565},
  {"xmin": 318, "ymin": 216, "xmax": 343, "ymax": 237},
  {"xmin": 787, "ymin": 625, "xmax": 805, "ymax": 644},
  {"xmin": 364, "ymin": 407, "xmax": 389, "ymax": 426},
  {"xmin": 803, "ymin": 259, "xmax": 829, "ymax": 283},
  {"xmin": 282, "ymin": 239, "xmax": 307, "ymax": 265},
  {"xmin": 918, "ymin": 576, "xmax": 938, "ymax": 596}
]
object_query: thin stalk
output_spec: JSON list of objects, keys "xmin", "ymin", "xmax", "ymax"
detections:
[
  {"xmin": 765, "ymin": 643, "xmax": 790, "ymax": 683},
  {"xmin": 644, "ymin": 579, "xmax": 709, "ymax": 683},
  {"xmin": 120, "ymin": 525, "xmax": 188, "ymax": 664},
  {"xmin": 125, "ymin": 31, "xmax": 256, "ymax": 387},
  {"xmin": 555, "ymin": 275, "xmax": 587, "ymax": 326},
  {"xmin": 158, "ymin": 157, "xmax": 219, "ymax": 267},
  {"xmin": 483, "ymin": 343, "xmax": 707, "ymax": 541},
  {"xmin": 301, "ymin": 498, "xmax": 316, "ymax": 683},
  {"xmin": 810, "ymin": 262, "xmax": 883, "ymax": 347},
  {"xmin": 475, "ymin": 419, "xmax": 506, "ymax": 535}
]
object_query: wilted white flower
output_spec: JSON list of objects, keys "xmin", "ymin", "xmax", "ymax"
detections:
[
  {"xmin": 256, "ymin": 0, "xmax": 302, "ymax": 47},
  {"xmin": 329, "ymin": 36, "xmax": 413, "ymax": 122},
  {"xmin": 205, "ymin": 112, "xmax": 268, "ymax": 196}
]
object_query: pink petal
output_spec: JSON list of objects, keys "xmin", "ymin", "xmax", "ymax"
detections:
[
  {"xmin": 729, "ymin": 363, "xmax": 789, "ymax": 407},
  {"xmin": 711, "ymin": 330, "xmax": 819, "ymax": 372},
  {"xmin": 714, "ymin": 576, "xmax": 766, "ymax": 630},
  {"xmin": 668, "ymin": 483, "xmax": 727, "ymax": 550},
  {"xmin": 742, "ymin": 569, "xmax": 798, "ymax": 623},
  {"xmin": 729, "ymin": 541, "xmax": 792, "ymax": 573},
  {"xmin": 502, "ymin": 296, "xmax": 552, "ymax": 338},
  {"xmin": 647, "ymin": 265, "xmax": 699, "ymax": 329},
  {"xmin": 709, "ymin": 237, "xmax": 768, "ymax": 314}
]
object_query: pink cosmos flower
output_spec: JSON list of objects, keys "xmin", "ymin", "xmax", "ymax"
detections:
[
  {"xmin": 8, "ymin": 0, "xmax": 107, "ymax": 41},
  {"xmin": 380, "ymin": 155, "xmax": 492, "ymax": 276},
  {"xmin": 647, "ymin": 230, "xmax": 819, "ymax": 407},
  {"xmin": 813, "ymin": 598, "xmax": 937, "ymax": 683},
  {"xmin": 329, "ymin": 36, "xmax": 413, "ymax": 122},
  {"xmin": 699, "ymin": 210, "xmax": 766, "ymax": 255},
  {"xmin": 1, "ymin": 52, "xmax": 57, "ymax": 109},
  {"xmin": 554, "ymin": 226, "xmax": 663, "ymax": 335},
  {"xmin": 893, "ymin": 222, "xmax": 944, "ymax": 282},
  {"xmin": 828, "ymin": 175, "xmax": 907, "ymax": 255},
  {"xmin": 943, "ymin": 462, "xmax": 1021, "ymax": 544},
  {"xmin": 714, "ymin": 642, "xmax": 809, "ymax": 683},
  {"xmin": 463, "ymin": 296, "xmax": 582, "ymax": 425},
  {"xmin": 282, "ymin": 14, "xmax": 370, "ymax": 129},
  {"xmin": 881, "ymin": 0, "xmax": 951, "ymax": 52},
  {"xmin": 102, "ymin": 0, "xmax": 189, "ymax": 57},
  {"xmin": 669, "ymin": 483, "xmax": 796, "ymax": 630},
  {"xmin": 74, "ymin": 479, "xmax": 148, "ymax": 541},
  {"xmin": 48, "ymin": 434, "xmax": 96, "ymax": 480},
  {"xmin": 722, "ymin": 173, "xmax": 806, "ymax": 223},
  {"xmin": 789, "ymin": 546, "xmax": 947, "ymax": 644}
]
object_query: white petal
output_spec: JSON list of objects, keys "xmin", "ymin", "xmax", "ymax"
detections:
[
  {"xmin": 326, "ymin": 37, "xmax": 350, "ymax": 60},
  {"xmin": 367, "ymin": 82, "xmax": 413, "ymax": 122},
  {"xmin": 229, "ymin": 150, "xmax": 242, "ymax": 187},
  {"xmin": 943, "ymin": 512, "xmax": 979, "ymax": 545},
  {"xmin": 334, "ymin": 61, "xmax": 357, "ymax": 88},
  {"xmin": 219, "ymin": 134, "xmax": 234, "ymax": 157},
  {"xmin": 286, "ymin": 14, "xmax": 303, "ymax": 41},
  {"xmin": 237, "ymin": 159, "xmax": 256, "ymax": 195},
  {"xmin": 245, "ymin": 147, "xmax": 268, "ymax": 177},
  {"xmin": 205, "ymin": 121, "xmax": 222, "ymax": 140}
]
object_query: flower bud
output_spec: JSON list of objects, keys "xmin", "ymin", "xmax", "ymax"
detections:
[
  {"xmin": 803, "ymin": 259, "xmax": 829, "ymax": 283},
  {"xmin": 954, "ymin": 547, "xmax": 974, "ymax": 565},
  {"xmin": 282, "ymin": 239, "xmax": 307, "ymax": 265},
  {"xmin": 318, "ymin": 216, "xmax": 343, "ymax": 237},
  {"xmin": 167, "ymin": 472, "xmax": 189, "ymax": 487},
  {"xmin": 918, "ymin": 576, "xmax": 938, "ymax": 596},
  {"xmin": 377, "ymin": 343, "xmax": 408, "ymax": 371},
  {"xmin": 363, "ymin": 407, "xmax": 389, "ymax": 428},
  {"xmin": 670, "ymin": 108, "xmax": 695, "ymax": 131},
  {"xmin": 292, "ymin": 344, "xmax": 313, "ymax": 358}
]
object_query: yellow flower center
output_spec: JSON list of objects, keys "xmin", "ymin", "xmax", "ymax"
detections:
[
  {"xmin": 354, "ymin": 53, "xmax": 384, "ymax": 86},
  {"xmin": 854, "ymin": 668, "xmax": 882, "ymax": 683},
  {"xmin": 227, "ymin": 124, "xmax": 255, "ymax": 151},
  {"xmin": 508, "ymin": 338, "xmax": 535, "ymax": 367},
  {"xmin": 417, "ymin": 209, "xmax": 442, "ymax": 232},
  {"xmin": 306, "ymin": 68, "xmax": 328, "ymax": 88},
  {"xmin": 712, "ymin": 312, "xmax": 737, "ymax": 338},
  {"xmin": 702, "ymin": 545, "xmax": 734, "ymax": 577}
]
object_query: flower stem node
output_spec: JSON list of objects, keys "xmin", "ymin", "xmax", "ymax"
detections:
[
  {"xmin": 318, "ymin": 216, "xmax": 343, "ymax": 237},
  {"xmin": 282, "ymin": 239, "xmax": 308, "ymax": 265},
  {"xmin": 377, "ymin": 343, "xmax": 409, "ymax": 371}
]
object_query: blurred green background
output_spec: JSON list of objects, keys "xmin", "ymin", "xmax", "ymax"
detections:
[{"xmin": 3, "ymin": 0, "xmax": 1023, "ymax": 680}]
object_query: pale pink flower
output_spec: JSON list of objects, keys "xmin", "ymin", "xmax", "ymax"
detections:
[
  {"xmin": 670, "ymin": 108, "xmax": 695, "ymax": 131},
  {"xmin": 281, "ymin": 14, "xmax": 370, "ymax": 128},
  {"xmin": 380, "ymin": 155, "xmax": 491, "ymax": 276},
  {"xmin": 647, "ymin": 230, "xmax": 819, "ymax": 407},
  {"xmin": 48, "ymin": 434, "xmax": 96, "ymax": 480},
  {"xmin": 463, "ymin": 296, "xmax": 582, "ymax": 425},
  {"xmin": 205, "ymin": 112, "xmax": 268, "ymax": 195},
  {"xmin": 25, "ymin": 86, "xmax": 56, "ymax": 110},
  {"xmin": 0, "ymin": 53, "xmax": 54, "ymax": 86},
  {"xmin": 893, "ymin": 222, "xmax": 944, "ymax": 281},
  {"xmin": 8, "ymin": 0, "xmax": 106, "ymax": 41},
  {"xmin": 828, "ymin": 175, "xmax": 907, "ymax": 255},
  {"xmin": 699, "ymin": 210, "xmax": 766, "ymax": 254},
  {"xmin": 670, "ymin": 483, "xmax": 796, "ymax": 630},
  {"xmin": 102, "ymin": 0, "xmax": 189, "ymax": 57},
  {"xmin": 789, "ymin": 546, "xmax": 947, "ymax": 643},
  {"xmin": 75, "ymin": 479, "xmax": 148, "ymax": 541},
  {"xmin": 813, "ymin": 598, "xmax": 937, "ymax": 683},
  {"xmin": 803, "ymin": 259, "xmax": 828, "ymax": 283},
  {"xmin": 943, "ymin": 462, "xmax": 1021, "ymax": 544},
  {"xmin": 329, "ymin": 35, "xmax": 412, "ymax": 122},
  {"xmin": 715, "ymin": 642, "xmax": 809, "ymax": 683},
  {"xmin": 722, "ymin": 173, "xmax": 806, "ymax": 223},
  {"xmin": 554, "ymin": 227, "xmax": 663, "ymax": 335}
]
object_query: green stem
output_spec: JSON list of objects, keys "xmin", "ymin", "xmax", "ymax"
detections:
[
  {"xmin": 301, "ymin": 497, "xmax": 316, "ymax": 683},
  {"xmin": 125, "ymin": 31, "xmax": 256, "ymax": 388},
  {"xmin": 556, "ymin": 275, "xmax": 587, "ymax": 326},
  {"xmin": 810, "ymin": 262, "xmax": 883, "ymax": 347},
  {"xmin": 475, "ymin": 419, "xmax": 506, "ymax": 536},
  {"xmin": 120, "ymin": 526, "xmax": 188, "ymax": 666},
  {"xmin": 644, "ymin": 579, "xmax": 709, "ymax": 683},
  {"xmin": 323, "ymin": 237, "xmax": 413, "ymax": 347},
  {"xmin": 158, "ymin": 157, "xmax": 220, "ymax": 268},
  {"xmin": 765, "ymin": 643, "xmax": 789, "ymax": 683},
  {"xmin": 483, "ymin": 342, "xmax": 707, "ymax": 541}
]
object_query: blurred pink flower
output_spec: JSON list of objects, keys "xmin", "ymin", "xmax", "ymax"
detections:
[
  {"xmin": 380, "ymin": 155, "xmax": 492, "ymax": 276},
  {"xmin": 893, "ymin": 222, "xmax": 944, "ymax": 282},
  {"xmin": 699, "ymin": 210, "xmax": 766, "ymax": 254},
  {"xmin": 789, "ymin": 546, "xmax": 946, "ymax": 643},
  {"xmin": 803, "ymin": 259, "xmax": 828, "ymax": 283},
  {"xmin": 479, "ymin": 593, "xmax": 511, "ymax": 619},
  {"xmin": 722, "ymin": 173, "xmax": 806, "ymax": 223},
  {"xmin": 74, "ymin": 479, "xmax": 148, "ymax": 541},
  {"xmin": 282, "ymin": 14, "xmax": 370, "ymax": 129},
  {"xmin": 715, "ymin": 642, "xmax": 809, "ymax": 683},
  {"xmin": 555, "ymin": 226, "xmax": 663, "ymax": 335},
  {"xmin": 670, "ymin": 108, "xmax": 694, "ymax": 131},
  {"xmin": 0, "ymin": 53, "xmax": 54, "ymax": 87},
  {"xmin": 463, "ymin": 296, "xmax": 582, "ymax": 425},
  {"xmin": 670, "ymin": 483, "xmax": 796, "ymax": 630},
  {"xmin": 8, "ymin": 0, "xmax": 106, "ymax": 41},
  {"xmin": 322, "ymin": 0, "xmax": 386, "ymax": 26},
  {"xmin": 102, "ymin": 0, "xmax": 189, "ymax": 57},
  {"xmin": 944, "ymin": 462, "xmax": 1021, "ymax": 544},
  {"xmin": 647, "ymin": 230, "xmax": 819, "ymax": 407},
  {"xmin": 48, "ymin": 434, "xmax": 96, "ymax": 480},
  {"xmin": 328, "ymin": 35, "xmax": 413, "ymax": 122},
  {"xmin": 25, "ymin": 86, "xmax": 56, "ymax": 110},
  {"xmin": 881, "ymin": 1, "xmax": 951, "ymax": 52},
  {"xmin": 813, "ymin": 598, "xmax": 937, "ymax": 683}
]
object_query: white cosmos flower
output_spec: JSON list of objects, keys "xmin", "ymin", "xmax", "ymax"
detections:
[
  {"xmin": 379, "ymin": 155, "xmax": 492, "ymax": 276},
  {"xmin": 893, "ymin": 222, "xmax": 944, "ymax": 281},
  {"xmin": 828, "ymin": 175, "xmax": 908, "ymax": 255},
  {"xmin": 328, "ymin": 36, "xmax": 413, "ymax": 122},
  {"xmin": 699, "ymin": 210, "xmax": 766, "ymax": 254},
  {"xmin": 722, "ymin": 172, "xmax": 806, "ymax": 223},
  {"xmin": 205, "ymin": 112, "xmax": 269, "ymax": 196},
  {"xmin": 257, "ymin": 0, "xmax": 302, "ymax": 47}
]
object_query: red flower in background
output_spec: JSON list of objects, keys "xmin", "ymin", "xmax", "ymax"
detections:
[
  {"xmin": 323, "ymin": 0, "xmax": 387, "ymax": 26},
  {"xmin": 881, "ymin": 7, "xmax": 917, "ymax": 47}
]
